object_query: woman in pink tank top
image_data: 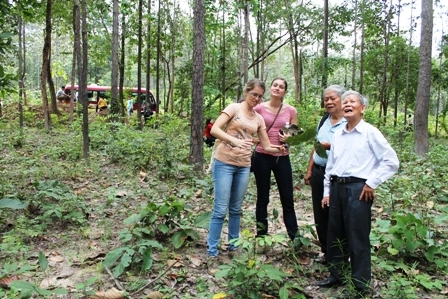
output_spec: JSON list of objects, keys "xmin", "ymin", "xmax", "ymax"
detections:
[{"xmin": 252, "ymin": 78, "xmax": 299, "ymax": 246}]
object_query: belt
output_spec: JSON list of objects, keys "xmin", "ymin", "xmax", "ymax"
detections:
[
  {"xmin": 313, "ymin": 164, "xmax": 326, "ymax": 171},
  {"xmin": 330, "ymin": 176, "xmax": 366, "ymax": 184}
]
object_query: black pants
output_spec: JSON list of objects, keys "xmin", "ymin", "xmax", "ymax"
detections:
[
  {"xmin": 327, "ymin": 180, "xmax": 372, "ymax": 290},
  {"xmin": 253, "ymin": 152, "xmax": 298, "ymax": 241},
  {"xmin": 310, "ymin": 164, "xmax": 329, "ymax": 255}
]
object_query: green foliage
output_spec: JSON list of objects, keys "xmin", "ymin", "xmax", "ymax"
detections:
[
  {"xmin": 104, "ymin": 194, "xmax": 209, "ymax": 277},
  {"xmin": 215, "ymin": 231, "xmax": 302, "ymax": 299},
  {"xmin": 371, "ymin": 212, "xmax": 448, "ymax": 270},
  {"xmin": 0, "ymin": 198, "xmax": 27, "ymax": 210},
  {"xmin": 32, "ymin": 180, "xmax": 89, "ymax": 226}
]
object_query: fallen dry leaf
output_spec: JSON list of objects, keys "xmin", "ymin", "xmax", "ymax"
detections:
[
  {"xmin": 90, "ymin": 287, "xmax": 125, "ymax": 299},
  {"xmin": 188, "ymin": 255, "xmax": 202, "ymax": 267},
  {"xmin": 40, "ymin": 277, "xmax": 58, "ymax": 289},
  {"xmin": 48, "ymin": 255, "xmax": 64, "ymax": 263},
  {"xmin": 0, "ymin": 275, "xmax": 19, "ymax": 289},
  {"xmin": 166, "ymin": 259, "xmax": 182, "ymax": 268},
  {"xmin": 298, "ymin": 256, "xmax": 309, "ymax": 265},
  {"xmin": 147, "ymin": 291, "xmax": 164, "ymax": 299}
]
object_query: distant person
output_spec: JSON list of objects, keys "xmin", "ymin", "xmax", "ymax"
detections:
[
  {"xmin": 407, "ymin": 114, "xmax": 414, "ymax": 131},
  {"xmin": 127, "ymin": 97, "xmax": 134, "ymax": 116},
  {"xmin": 143, "ymin": 102, "xmax": 153, "ymax": 123},
  {"xmin": 56, "ymin": 86, "xmax": 69, "ymax": 102},
  {"xmin": 203, "ymin": 118, "xmax": 216, "ymax": 147},
  {"xmin": 0, "ymin": 99, "xmax": 3, "ymax": 117},
  {"xmin": 97, "ymin": 97, "xmax": 108, "ymax": 112}
]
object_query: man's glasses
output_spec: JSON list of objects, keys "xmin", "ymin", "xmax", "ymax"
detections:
[{"xmin": 249, "ymin": 91, "xmax": 264, "ymax": 100}]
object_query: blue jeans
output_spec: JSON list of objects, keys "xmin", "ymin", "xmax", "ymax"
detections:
[{"xmin": 207, "ymin": 159, "xmax": 250, "ymax": 256}]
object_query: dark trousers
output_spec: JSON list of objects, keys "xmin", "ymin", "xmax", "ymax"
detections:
[
  {"xmin": 310, "ymin": 164, "xmax": 329, "ymax": 255},
  {"xmin": 253, "ymin": 152, "xmax": 298, "ymax": 241},
  {"xmin": 327, "ymin": 180, "xmax": 372, "ymax": 290}
]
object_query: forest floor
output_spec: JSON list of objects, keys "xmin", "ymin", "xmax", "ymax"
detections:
[
  {"xmin": 1, "ymin": 104, "xmax": 446, "ymax": 299},
  {"xmin": 2, "ymin": 156, "xmax": 403, "ymax": 299}
]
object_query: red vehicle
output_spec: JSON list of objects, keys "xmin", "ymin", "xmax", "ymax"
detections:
[{"xmin": 64, "ymin": 85, "xmax": 157, "ymax": 113}]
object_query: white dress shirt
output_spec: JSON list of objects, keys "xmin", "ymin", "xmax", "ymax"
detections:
[{"xmin": 323, "ymin": 119, "xmax": 399, "ymax": 197}]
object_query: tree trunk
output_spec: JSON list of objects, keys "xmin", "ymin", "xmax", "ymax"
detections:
[
  {"xmin": 41, "ymin": 0, "xmax": 52, "ymax": 131},
  {"xmin": 119, "ymin": 11, "xmax": 126, "ymax": 117},
  {"xmin": 351, "ymin": 0, "xmax": 358, "ymax": 90},
  {"xmin": 379, "ymin": 1, "xmax": 392, "ymax": 124},
  {"xmin": 322, "ymin": 0, "xmax": 329, "ymax": 92},
  {"xmin": 145, "ymin": 0, "xmax": 152, "ymax": 116},
  {"xmin": 190, "ymin": 0, "xmax": 205, "ymax": 171},
  {"xmin": 110, "ymin": 0, "xmax": 120, "ymax": 119},
  {"xmin": 18, "ymin": 1, "xmax": 25, "ymax": 128},
  {"xmin": 156, "ymin": 0, "xmax": 161, "ymax": 114},
  {"xmin": 359, "ymin": 0, "xmax": 365, "ymax": 94},
  {"xmin": 69, "ymin": 0, "xmax": 77, "ymax": 125},
  {"xmin": 137, "ymin": 0, "xmax": 143, "ymax": 128},
  {"xmin": 404, "ymin": 0, "xmax": 415, "ymax": 127},
  {"xmin": 73, "ymin": 0, "xmax": 81, "ymax": 118},
  {"xmin": 243, "ymin": 3, "xmax": 249, "ymax": 83},
  {"xmin": 80, "ymin": 0, "xmax": 90, "ymax": 161},
  {"xmin": 415, "ymin": 0, "xmax": 433, "ymax": 155}
]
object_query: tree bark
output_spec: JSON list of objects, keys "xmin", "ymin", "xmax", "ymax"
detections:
[
  {"xmin": 414, "ymin": 0, "xmax": 433, "ymax": 155},
  {"xmin": 190, "ymin": 0, "xmax": 205, "ymax": 171},
  {"xmin": 110, "ymin": 0, "xmax": 120, "ymax": 119},
  {"xmin": 80, "ymin": 0, "xmax": 90, "ymax": 161},
  {"xmin": 40, "ymin": 0, "xmax": 52, "ymax": 131},
  {"xmin": 18, "ymin": 0, "xmax": 24, "ymax": 128}
]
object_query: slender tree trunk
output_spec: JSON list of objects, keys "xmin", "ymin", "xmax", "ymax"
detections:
[
  {"xmin": 80, "ymin": 0, "xmax": 90, "ymax": 161},
  {"xmin": 156, "ymin": 0, "xmax": 161, "ymax": 113},
  {"xmin": 221, "ymin": 5, "xmax": 226, "ymax": 111},
  {"xmin": 415, "ymin": 0, "xmax": 433, "ymax": 155},
  {"xmin": 68, "ymin": 0, "xmax": 77, "ymax": 123},
  {"xmin": 119, "ymin": 12, "xmax": 126, "ymax": 116},
  {"xmin": 18, "ymin": 1, "xmax": 24, "ymax": 128},
  {"xmin": 190, "ymin": 0, "xmax": 205, "ymax": 171},
  {"xmin": 146, "ymin": 0, "xmax": 152, "ymax": 115},
  {"xmin": 359, "ymin": 0, "xmax": 365, "ymax": 94},
  {"xmin": 379, "ymin": 1, "xmax": 392, "ymax": 124},
  {"xmin": 73, "ymin": 0, "xmax": 81, "ymax": 118},
  {"xmin": 137, "ymin": 0, "xmax": 143, "ymax": 128},
  {"xmin": 243, "ymin": 3, "xmax": 249, "ymax": 83},
  {"xmin": 322, "ymin": 0, "xmax": 329, "ymax": 93},
  {"xmin": 41, "ymin": 0, "xmax": 52, "ymax": 131},
  {"xmin": 110, "ymin": 0, "xmax": 119, "ymax": 119},
  {"xmin": 404, "ymin": 0, "xmax": 414, "ymax": 126},
  {"xmin": 351, "ymin": 0, "xmax": 358, "ymax": 90},
  {"xmin": 435, "ymin": 53, "xmax": 442, "ymax": 138}
]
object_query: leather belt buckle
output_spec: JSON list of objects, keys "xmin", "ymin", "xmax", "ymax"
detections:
[{"xmin": 337, "ymin": 177, "xmax": 345, "ymax": 184}]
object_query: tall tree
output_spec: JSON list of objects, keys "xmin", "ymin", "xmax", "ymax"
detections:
[
  {"xmin": 414, "ymin": 0, "xmax": 433, "ymax": 155},
  {"xmin": 190, "ymin": 0, "xmax": 205, "ymax": 171},
  {"xmin": 18, "ymin": 0, "xmax": 25, "ymax": 128},
  {"xmin": 110, "ymin": 0, "xmax": 119, "ymax": 118},
  {"xmin": 137, "ymin": 0, "xmax": 143, "ymax": 128},
  {"xmin": 80, "ymin": 0, "xmax": 89, "ymax": 161},
  {"xmin": 40, "ymin": 0, "xmax": 52, "ymax": 131},
  {"xmin": 322, "ymin": 0, "xmax": 329, "ymax": 91}
]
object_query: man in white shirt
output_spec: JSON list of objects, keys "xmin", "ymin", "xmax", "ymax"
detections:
[{"xmin": 316, "ymin": 91, "xmax": 399, "ymax": 297}]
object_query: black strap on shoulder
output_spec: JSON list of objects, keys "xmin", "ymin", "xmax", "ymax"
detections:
[{"xmin": 318, "ymin": 112, "xmax": 330, "ymax": 131}]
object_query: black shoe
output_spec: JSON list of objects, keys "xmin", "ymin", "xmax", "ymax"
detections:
[
  {"xmin": 316, "ymin": 276, "xmax": 342, "ymax": 287},
  {"xmin": 314, "ymin": 255, "xmax": 327, "ymax": 264}
]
